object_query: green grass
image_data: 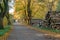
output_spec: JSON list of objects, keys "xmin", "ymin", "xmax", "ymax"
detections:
[
  {"xmin": 0, "ymin": 25, "xmax": 11, "ymax": 36},
  {"xmin": 33, "ymin": 26, "xmax": 60, "ymax": 34}
]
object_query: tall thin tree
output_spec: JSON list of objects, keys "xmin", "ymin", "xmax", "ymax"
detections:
[{"xmin": 27, "ymin": 0, "xmax": 32, "ymax": 25}]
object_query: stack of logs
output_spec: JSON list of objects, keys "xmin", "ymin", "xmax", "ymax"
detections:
[
  {"xmin": 51, "ymin": 12, "xmax": 60, "ymax": 29},
  {"xmin": 49, "ymin": 11, "xmax": 60, "ymax": 30}
]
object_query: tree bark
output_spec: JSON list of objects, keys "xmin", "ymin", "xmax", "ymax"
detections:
[
  {"xmin": 27, "ymin": 0, "xmax": 32, "ymax": 25},
  {"xmin": 0, "ymin": 17, "xmax": 4, "ymax": 29},
  {"xmin": 0, "ymin": 4, "xmax": 4, "ymax": 29},
  {"xmin": 0, "ymin": 0, "xmax": 9, "ymax": 29},
  {"xmin": 6, "ymin": 14, "xmax": 11, "ymax": 25}
]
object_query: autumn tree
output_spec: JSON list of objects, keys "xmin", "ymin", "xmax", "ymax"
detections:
[
  {"xmin": 31, "ymin": 0, "xmax": 48, "ymax": 19},
  {"xmin": 56, "ymin": 0, "xmax": 60, "ymax": 11},
  {"xmin": 27, "ymin": 0, "xmax": 32, "ymax": 24},
  {"xmin": 5, "ymin": 0, "xmax": 14, "ymax": 25},
  {"xmin": 0, "ymin": 0, "xmax": 9, "ymax": 29}
]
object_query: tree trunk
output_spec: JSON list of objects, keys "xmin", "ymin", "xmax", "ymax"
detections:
[
  {"xmin": 27, "ymin": 0, "xmax": 32, "ymax": 25},
  {"xmin": 0, "ymin": 17, "xmax": 4, "ymax": 29},
  {"xmin": 6, "ymin": 13, "xmax": 11, "ymax": 25},
  {"xmin": 0, "ymin": 0, "xmax": 9, "ymax": 29},
  {"xmin": 7, "ymin": 18, "xmax": 11, "ymax": 25}
]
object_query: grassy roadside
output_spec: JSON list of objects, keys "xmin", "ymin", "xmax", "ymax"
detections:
[
  {"xmin": 33, "ymin": 26, "xmax": 60, "ymax": 34},
  {"xmin": 0, "ymin": 25, "xmax": 12, "ymax": 40},
  {"xmin": 26, "ymin": 25, "xmax": 60, "ymax": 38},
  {"xmin": 0, "ymin": 25, "xmax": 11, "ymax": 36}
]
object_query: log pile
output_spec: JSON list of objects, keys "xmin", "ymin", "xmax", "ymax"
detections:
[{"xmin": 50, "ymin": 11, "xmax": 60, "ymax": 30}]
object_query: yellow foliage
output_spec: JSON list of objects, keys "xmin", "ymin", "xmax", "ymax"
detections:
[
  {"xmin": 15, "ymin": 0, "xmax": 58, "ymax": 20},
  {"xmin": 31, "ymin": 0, "xmax": 48, "ymax": 19},
  {"xmin": 3, "ymin": 17, "xmax": 8, "ymax": 27},
  {"xmin": 52, "ymin": 0, "xmax": 58, "ymax": 11}
]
